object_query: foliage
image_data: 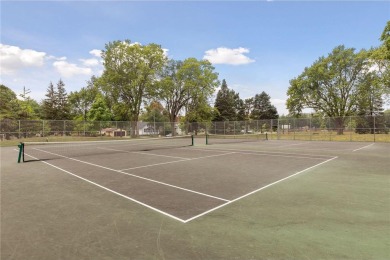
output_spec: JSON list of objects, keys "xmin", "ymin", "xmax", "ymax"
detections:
[
  {"xmin": 156, "ymin": 58, "xmax": 219, "ymax": 134},
  {"xmin": 214, "ymin": 79, "xmax": 238, "ymax": 121},
  {"xmin": 251, "ymin": 91, "xmax": 278, "ymax": 120},
  {"xmin": 69, "ymin": 76, "xmax": 100, "ymax": 121},
  {"xmin": 98, "ymin": 40, "xmax": 167, "ymax": 128},
  {"xmin": 286, "ymin": 45, "xmax": 373, "ymax": 134},
  {"xmin": 140, "ymin": 100, "xmax": 169, "ymax": 122},
  {"xmin": 0, "ymin": 84, "xmax": 21, "ymax": 119},
  {"xmin": 41, "ymin": 80, "xmax": 71, "ymax": 120},
  {"xmin": 87, "ymin": 95, "xmax": 113, "ymax": 121}
]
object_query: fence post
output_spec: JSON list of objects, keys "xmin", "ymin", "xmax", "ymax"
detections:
[
  {"xmin": 293, "ymin": 118, "xmax": 296, "ymax": 140},
  {"xmin": 18, "ymin": 120, "xmax": 21, "ymax": 139},
  {"xmin": 374, "ymin": 115, "xmax": 376, "ymax": 142},
  {"xmin": 349, "ymin": 116, "xmax": 352, "ymax": 142}
]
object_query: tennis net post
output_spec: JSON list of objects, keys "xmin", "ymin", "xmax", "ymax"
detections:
[{"xmin": 17, "ymin": 142, "xmax": 24, "ymax": 163}]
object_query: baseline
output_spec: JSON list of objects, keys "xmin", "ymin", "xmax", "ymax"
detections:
[{"xmin": 352, "ymin": 143, "xmax": 375, "ymax": 152}]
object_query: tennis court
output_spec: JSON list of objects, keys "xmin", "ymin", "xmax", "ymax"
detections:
[
  {"xmin": 13, "ymin": 136, "xmax": 364, "ymax": 222},
  {"xmin": 2, "ymin": 137, "xmax": 389, "ymax": 259}
]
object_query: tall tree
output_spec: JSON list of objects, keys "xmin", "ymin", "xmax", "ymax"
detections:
[
  {"xmin": 244, "ymin": 98, "xmax": 254, "ymax": 120},
  {"xmin": 251, "ymin": 91, "xmax": 278, "ymax": 120},
  {"xmin": 42, "ymin": 82, "xmax": 57, "ymax": 120},
  {"xmin": 157, "ymin": 58, "xmax": 219, "ymax": 135},
  {"xmin": 56, "ymin": 79, "xmax": 70, "ymax": 120},
  {"xmin": 213, "ymin": 79, "xmax": 238, "ymax": 121},
  {"xmin": 98, "ymin": 40, "xmax": 166, "ymax": 136},
  {"xmin": 287, "ymin": 45, "xmax": 371, "ymax": 134},
  {"xmin": 42, "ymin": 80, "xmax": 71, "ymax": 120}
]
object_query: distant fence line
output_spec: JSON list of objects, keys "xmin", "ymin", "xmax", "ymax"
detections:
[{"xmin": 1, "ymin": 115, "xmax": 389, "ymax": 142}]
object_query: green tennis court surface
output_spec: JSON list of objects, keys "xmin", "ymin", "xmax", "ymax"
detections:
[{"xmin": 2, "ymin": 138, "xmax": 389, "ymax": 259}]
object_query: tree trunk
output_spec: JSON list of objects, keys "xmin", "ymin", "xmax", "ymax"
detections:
[{"xmin": 334, "ymin": 117, "xmax": 345, "ymax": 135}]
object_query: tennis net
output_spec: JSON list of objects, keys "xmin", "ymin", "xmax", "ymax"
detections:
[
  {"xmin": 206, "ymin": 133, "xmax": 268, "ymax": 145},
  {"xmin": 18, "ymin": 135, "xmax": 193, "ymax": 163}
]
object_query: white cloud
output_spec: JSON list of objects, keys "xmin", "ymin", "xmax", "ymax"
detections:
[
  {"xmin": 203, "ymin": 47, "xmax": 255, "ymax": 65},
  {"xmin": 89, "ymin": 49, "xmax": 102, "ymax": 58},
  {"xmin": 53, "ymin": 59, "xmax": 92, "ymax": 78},
  {"xmin": 80, "ymin": 58, "xmax": 100, "ymax": 67},
  {"xmin": 0, "ymin": 44, "xmax": 46, "ymax": 74}
]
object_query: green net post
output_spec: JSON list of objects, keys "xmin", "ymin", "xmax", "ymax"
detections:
[
  {"xmin": 191, "ymin": 135, "xmax": 194, "ymax": 146},
  {"xmin": 206, "ymin": 134, "xmax": 209, "ymax": 145},
  {"xmin": 17, "ymin": 142, "xmax": 24, "ymax": 163}
]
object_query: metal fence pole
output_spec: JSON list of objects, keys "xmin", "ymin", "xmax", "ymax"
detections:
[
  {"xmin": 349, "ymin": 116, "xmax": 352, "ymax": 142},
  {"xmin": 374, "ymin": 115, "xmax": 376, "ymax": 142}
]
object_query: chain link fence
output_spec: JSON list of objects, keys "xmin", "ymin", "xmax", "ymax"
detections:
[{"xmin": 1, "ymin": 115, "xmax": 389, "ymax": 143}]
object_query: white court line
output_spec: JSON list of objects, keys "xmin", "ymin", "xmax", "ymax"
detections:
[
  {"xmin": 97, "ymin": 147, "xmax": 190, "ymax": 160},
  {"xmin": 183, "ymin": 156, "xmax": 339, "ymax": 223},
  {"xmin": 33, "ymin": 148, "xmax": 230, "ymax": 202},
  {"xmin": 353, "ymin": 143, "xmax": 375, "ymax": 152},
  {"xmin": 121, "ymin": 152, "xmax": 236, "ymax": 171},
  {"xmin": 20, "ymin": 149, "xmax": 338, "ymax": 224},
  {"xmin": 189, "ymin": 147, "xmax": 332, "ymax": 160},
  {"xmin": 22, "ymin": 152, "xmax": 187, "ymax": 223}
]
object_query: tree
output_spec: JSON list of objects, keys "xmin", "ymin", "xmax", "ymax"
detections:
[
  {"xmin": 42, "ymin": 80, "xmax": 71, "ymax": 120},
  {"xmin": 355, "ymin": 72, "xmax": 385, "ymax": 134},
  {"xmin": 69, "ymin": 76, "xmax": 100, "ymax": 121},
  {"xmin": 87, "ymin": 95, "xmax": 113, "ymax": 121},
  {"xmin": 140, "ymin": 100, "xmax": 169, "ymax": 123},
  {"xmin": 56, "ymin": 79, "xmax": 70, "ymax": 120},
  {"xmin": 98, "ymin": 40, "xmax": 167, "ymax": 136},
  {"xmin": 251, "ymin": 91, "xmax": 279, "ymax": 120},
  {"xmin": 213, "ymin": 79, "xmax": 237, "ymax": 121},
  {"xmin": 157, "ymin": 58, "xmax": 219, "ymax": 135},
  {"xmin": 370, "ymin": 21, "xmax": 390, "ymax": 105},
  {"xmin": 287, "ymin": 45, "xmax": 371, "ymax": 134},
  {"xmin": 0, "ymin": 84, "xmax": 21, "ymax": 119},
  {"xmin": 244, "ymin": 98, "xmax": 254, "ymax": 120},
  {"xmin": 42, "ymin": 82, "xmax": 57, "ymax": 120}
]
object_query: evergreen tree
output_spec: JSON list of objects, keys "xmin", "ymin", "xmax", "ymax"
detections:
[
  {"xmin": 56, "ymin": 79, "xmax": 70, "ymax": 120},
  {"xmin": 251, "ymin": 91, "xmax": 279, "ymax": 120},
  {"xmin": 42, "ymin": 80, "xmax": 71, "ymax": 120},
  {"xmin": 236, "ymin": 97, "xmax": 246, "ymax": 121},
  {"xmin": 244, "ymin": 98, "xmax": 254, "ymax": 120},
  {"xmin": 42, "ymin": 82, "xmax": 57, "ymax": 120},
  {"xmin": 213, "ymin": 79, "xmax": 238, "ymax": 121}
]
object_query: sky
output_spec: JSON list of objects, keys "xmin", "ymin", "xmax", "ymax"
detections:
[{"xmin": 1, "ymin": 0, "xmax": 389, "ymax": 116}]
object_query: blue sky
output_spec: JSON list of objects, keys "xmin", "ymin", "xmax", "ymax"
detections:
[{"xmin": 1, "ymin": 1, "xmax": 389, "ymax": 115}]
